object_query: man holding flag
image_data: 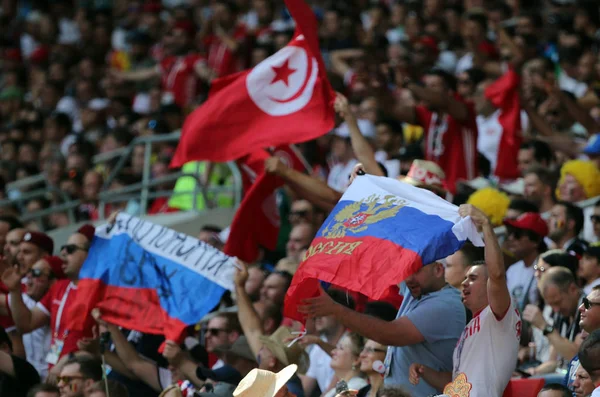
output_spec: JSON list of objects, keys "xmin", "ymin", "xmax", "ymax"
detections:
[{"xmin": 408, "ymin": 204, "xmax": 520, "ymax": 396}]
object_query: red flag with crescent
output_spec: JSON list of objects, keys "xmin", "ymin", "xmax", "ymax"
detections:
[{"xmin": 170, "ymin": 0, "xmax": 335, "ymax": 167}]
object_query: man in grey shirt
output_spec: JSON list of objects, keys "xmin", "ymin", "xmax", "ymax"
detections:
[{"xmin": 300, "ymin": 260, "xmax": 465, "ymax": 396}]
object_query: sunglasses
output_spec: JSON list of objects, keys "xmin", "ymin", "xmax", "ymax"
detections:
[
  {"xmin": 28, "ymin": 268, "xmax": 52, "ymax": 279},
  {"xmin": 205, "ymin": 328, "xmax": 228, "ymax": 336},
  {"xmin": 591, "ymin": 215, "xmax": 600, "ymax": 223},
  {"xmin": 363, "ymin": 347, "xmax": 386, "ymax": 354},
  {"xmin": 582, "ymin": 297, "xmax": 600, "ymax": 310},
  {"xmin": 57, "ymin": 375, "xmax": 85, "ymax": 384},
  {"xmin": 60, "ymin": 244, "xmax": 88, "ymax": 255}
]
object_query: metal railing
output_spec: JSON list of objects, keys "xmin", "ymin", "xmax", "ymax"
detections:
[{"xmin": 5, "ymin": 132, "xmax": 243, "ymax": 231}]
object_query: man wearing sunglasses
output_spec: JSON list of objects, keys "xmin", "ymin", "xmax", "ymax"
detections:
[
  {"xmin": 591, "ymin": 200, "xmax": 600, "ymax": 241},
  {"xmin": 56, "ymin": 355, "xmax": 103, "ymax": 397},
  {"xmin": 1, "ymin": 256, "xmax": 65, "ymax": 379},
  {"xmin": 5, "ymin": 225, "xmax": 96, "ymax": 381},
  {"xmin": 564, "ymin": 285, "xmax": 600, "ymax": 392}
]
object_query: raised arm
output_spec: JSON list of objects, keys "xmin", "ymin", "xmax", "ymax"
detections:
[
  {"xmin": 409, "ymin": 362, "xmax": 451, "ymax": 392},
  {"xmin": 3, "ymin": 267, "xmax": 48, "ymax": 333},
  {"xmin": 300, "ymin": 285, "xmax": 424, "ymax": 347},
  {"xmin": 406, "ymin": 82, "xmax": 470, "ymax": 123},
  {"xmin": 329, "ymin": 49, "xmax": 364, "ymax": 78},
  {"xmin": 234, "ymin": 262, "xmax": 264, "ymax": 357},
  {"xmin": 334, "ymin": 93, "xmax": 383, "ymax": 176},
  {"xmin": 163, "ymin": 341, "xmax": 205, "ymax": 388},
  {"xmin": 265, "ymin": 157, "xmax": 342, "ymax": 212},
  {"xmin": 459, "ymin": 204, "xmax": 511, "ymax": 318}
]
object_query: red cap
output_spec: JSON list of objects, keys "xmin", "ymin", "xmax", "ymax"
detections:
[
  {"xmin": 77, "ymin": 224, "xmax": 95, "ymax": 242},
  {"xmin": 22, "ymin": 231, "xmax": 54, "ymax": 254},
  {"xmin": 29, "ymin": 46, "xmax": 49, "ymax": 64},
  {"xmin": 44, "ymin": 256, "xmax": 66, "ymax": 280},
  {"xmin": 504, "ymin": 212, "xmax": 549, "ymax": 237}
]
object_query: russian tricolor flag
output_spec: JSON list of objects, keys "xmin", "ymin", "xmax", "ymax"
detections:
[
  {"xmin": 284, "ymin": 174, "xmax": 484, "ymax": 321},
  {"xmin": 67, "ymin": 214, "xmax": 237, "ymax": 342}
]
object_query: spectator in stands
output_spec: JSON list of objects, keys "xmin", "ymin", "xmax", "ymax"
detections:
[
  {"xmin": 556, "ymin": 160, "xmax": 600, "ymax": 204},
  {"xmin": 518, "ymin": 141, "xmax": 554, "ymax": 177},
  {"xmin": 443, "ymin": 242, "xmax": 484, "ymax": 291},
  {"xmin": 322, "ymin": 333, "xmax": 367, "ymax": 397},
  {"xmin": 26, "ymin": 384, "xmax": 60, "ymax": 397},
  {"xmin": 5, "ymin": 225, "xmax": 95, "ymax": 381},
  {"xmin": 203, "ymin": 313, "xmax": 243, "ymax": 369},
  {"xmin": 572, "ymin": 364, "xmax": 596, "ymax": 397},
  {"xmin": 376, "ymin": 387, "xmax": 412, "ymax": 397},
  {"xmin": 57, "ymin": 355, "xmax": 103, "ymax": 397},
  {"xmin": 578, "ymin": 330, "xmax": 600, "ymax": 396},
  {"xmin": 524, "ymin": 166, "xmax": 558, "ymax": 215},
  {"xmin": 3, "ymin": 227, "xmax": 26, "ymax": 267},
  {"xmin": 580, "ymin": 244, "xmax": 600, "ymax": 294},
  {"xmin": 234, "ymin": 262, "xmax": 306, "ymax": 396},
  {"xmin": 285, "ymin": 224, "xmax": 314, "ymax": 263},
  {"xmin": 300, "ymin": 258, "xmax": 465, "ymax": 395},
  {"xmin": 409, "ymin": 204, "xmax": 519, "ymax": 396},
  {"xmin": 301, "ymin": 290, "xmax": 355, "ymax": 397},
  {"xmin": 259, "ymin": 271, "xmax": 292, "ymax": 307},
  {"xmin": 289, "ymin": 200, "xmax": 323, "ymax": 230},
  {"xmin": 0, "ymin": 326, "xmax": 39, "ymax": 397},
  {"xmin": 548, "ymin": 202, "xmax": 589, "ymax": 256},
  {"xmin": 504, "ymin": 212, "xmax": 549, "ymax": 309},
  {"xmin": 534, "ymin": 250, "xmax": 579, "ymax": 288},
  {"xmin": 0, "ymin": 216, "xmax": 23, "ymax": 251},
  {"xmin": 197, "ymin": 225, "xmax": 224, "ymax": 250},
  {"xmin": 17, "ymin": 231, "xmax": 54, "ymax": 273},
  {"xmin": 524, "ymin": 268, "xmax": 584, "ymax": 377},
  {"xmin": 357, "ymin": 338, "xmax": 388, "ymax": 397},
  {"xmin": 244, "ymin": 265, "xmax": 267, "ymax": 302}
]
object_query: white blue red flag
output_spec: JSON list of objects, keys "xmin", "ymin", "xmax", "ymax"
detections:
[
  {"xmin": 66, "ymin": 214, "xmax": 237, "ymax": 342},
  {"xmin": 285, "ymin": 174, "xmax": 484, "ymax": 320}
]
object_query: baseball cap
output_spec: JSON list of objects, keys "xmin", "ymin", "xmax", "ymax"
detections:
[
  {"xmin": 584, "ymin": 242, "xmax": 600, "ymax": 260},
  {"xmin": 196, "ymin": 364, "xmax": 242, "ymax": 385},
  {"xmin": 334, "ymin": 119, "xmax": 376, "ymax": 139},
  {"xmin": 583, "ymin": 134, "xmax": 600, "ymax": 156},
  {"xmin": 22, "ymin": 231, "xmax": 54, "ymax": 254},
  {"xmin": 44, "ymin": 256, "xmax": 66, "ymax": 279},
  {"xmin": 503, "ymin": 212, "xmax": 549, "ymax": 237}
]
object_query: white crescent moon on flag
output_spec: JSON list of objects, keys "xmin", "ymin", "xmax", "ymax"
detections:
[{"xmin": 246, "ymin": 40, "xmax": 319, "ymax": 117}]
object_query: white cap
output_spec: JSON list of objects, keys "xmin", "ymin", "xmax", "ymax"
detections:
[{"xmin": 334, "ymin": 119, "xmax": 376, "ymax": 139}]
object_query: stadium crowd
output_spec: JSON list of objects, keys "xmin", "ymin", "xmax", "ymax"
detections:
[{"xmin": 0, "ymin": 0, "xmax": 600, "ymax": 396}]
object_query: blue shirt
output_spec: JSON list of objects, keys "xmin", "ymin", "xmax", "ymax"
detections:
[
  {"xmin": 565, "ymin": 355, "xmax": 579, "ymax": 396},
  {"xmin": 384, "ymin": 283, "xmax": 466, "ymax": 396}
]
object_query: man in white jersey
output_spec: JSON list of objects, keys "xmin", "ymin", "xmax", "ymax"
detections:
[
  {"xmin": 578, "ymin": 329, "xmax": 600, "ymax": 397},
  {"xmin": 409, "ymin": 204, "xmax": 521, "ymax": 396}
]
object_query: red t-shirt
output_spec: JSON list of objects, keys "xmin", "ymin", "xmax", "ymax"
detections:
[
  {"xmin": 203, "ymin": 24, "xmax": 248, "ymax": 78},
  {"xmin": 37, "ymin": 280, "xmax": 92, "ymax": 362},
  {"xmin": 160, "ymin": 54, "xmax": 205, "ymax": 108},
  {"xmin": 0, "ymin": 282, "xmax": 15, "ymax": 330},
  {"xmin": 415, "ymin": 96, "xmax": 478, "ymax": 194}
]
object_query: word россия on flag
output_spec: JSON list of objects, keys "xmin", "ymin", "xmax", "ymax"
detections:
[
  {"xmin": 284, "ymin": 174, "xmax": 484, "ymax": 321},
  {"xmin": 66, "ymin": 214, "xmax": 237, "ymax": 342}
]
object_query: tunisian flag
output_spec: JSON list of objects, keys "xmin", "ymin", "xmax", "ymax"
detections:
[
  {"xmin": 485, "ymin": 67, "xmax": 522, "ymax": 180},
  {"xmin": 224, "ymin": 145, "xmax": 310, "ymax": 262},
  {"xmin": 171, "ymin": 0, "xmax": 335, "ymax": 166}
]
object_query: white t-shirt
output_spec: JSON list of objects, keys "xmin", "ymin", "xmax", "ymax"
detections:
[
  {"xmin": 506, "ymin": 260, "xmax": 538, "ymax": 309},
  {"xmin": 305, "ymin": 336, "xmax": 337, "ymax": 392},
  {"xmin": 476, "ymin": 110, "xmax": 529, "ymax": 174},
  {"xmin": 452, "ymin": 302, "xmax": 521, "ymax": 397},
  {"xmin": 592, "ymin": 386, "xmax": 600, "ymax": 397},
  {"xmin": 8, "ymin": 293, "xmax": 51, "ymax": 379},
  {"xmin": 327, "ymin": 159, "xmax": 358, "ymax": 193}
]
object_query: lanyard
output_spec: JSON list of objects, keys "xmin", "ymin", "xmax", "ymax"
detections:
[{"xmin": 54, "ymin": 283, "xmax": 73, "ymax": 337}]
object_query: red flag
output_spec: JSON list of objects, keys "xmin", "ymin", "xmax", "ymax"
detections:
[
  {"xmin": 236, "ymin": 150, "xmax": 270, "ymax": 194},
  {"xmin": 171, "ymin": 0, "xmax": 335, "ymax": 167},
  {"xmin": 485, "ymin": 67, "xmax": 522, "ymax": 180},
  {"xmin": 224, "ymin": 145, "xmax": 310, "ymax": 262}
]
